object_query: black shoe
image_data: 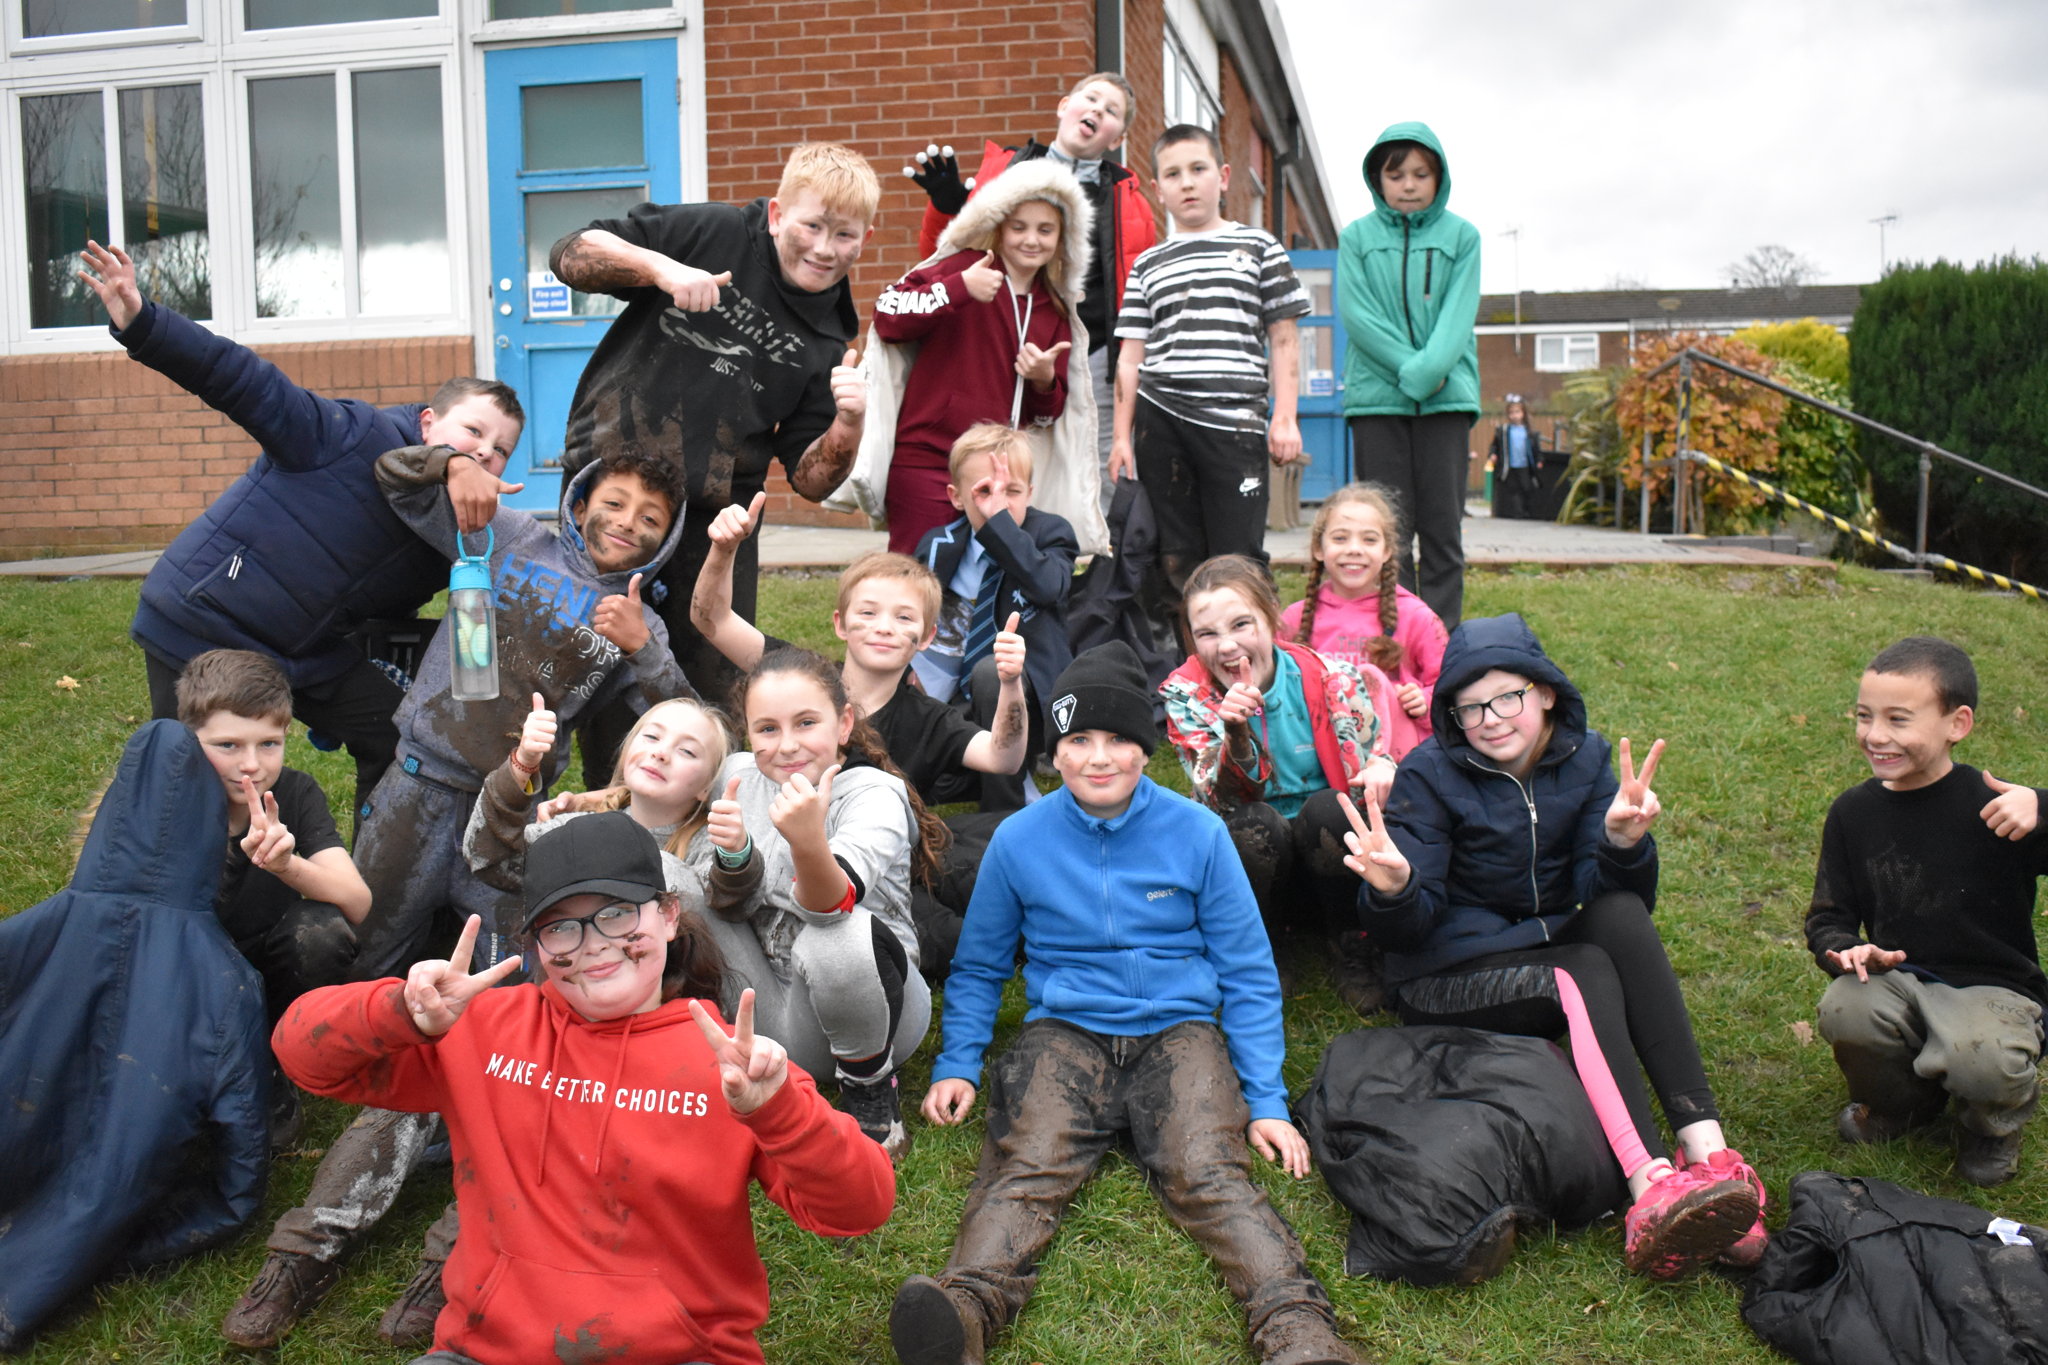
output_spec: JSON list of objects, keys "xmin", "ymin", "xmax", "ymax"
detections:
[
  {"xmin": 1329, "ymin": 933, "xmax": 1386, "ymax": 1017},
  {"xmin": 1956, "ymin": 1128, "xmax": 2023, "ymax": 1187},
  {"xmin": 1835, "ymin": 1100, "xmax": 1941, "ymax": 1145},
  {"xmin": 268, "ymin": 1070, "xmax": 304, "ymax": 1153},
  {"xmin": 377, "ymin": 1257, "xmax": 447, "ymax": 1347},
  {"xmin": 838, "ymin": 1069, "xmax": 910, "ymax": 1162},
  {"xmin": 890, "ymin": 1275, "xmax": 983, "ymax": 1365}
]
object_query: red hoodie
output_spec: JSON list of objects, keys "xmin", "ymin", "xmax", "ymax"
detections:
[{"xmin": 275, "ymin": 979, "xmax": 895, "ymax": 1365}]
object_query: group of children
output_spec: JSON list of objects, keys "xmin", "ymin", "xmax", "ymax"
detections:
[{"xmin": 45, "ymin": 69, "xmax": 2040, "ymax": 1365}]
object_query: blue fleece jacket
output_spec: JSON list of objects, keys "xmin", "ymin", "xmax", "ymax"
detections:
[
  {"xmin": 1362, "ymin": 614, "xmax": 1657, "ymax": 984},
  {"xmin": 933, "ymin": 776, "xmax": 1289, "ymax": 1120}
]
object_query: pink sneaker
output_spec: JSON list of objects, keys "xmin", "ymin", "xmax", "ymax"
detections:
[
  {"xmin": 1681, "ymin": 1148, "xmax": 1769, "ymax": 1269},
  {"xmin": 1622, "ymin": 1160, "xmax": 1759, "ymax": 1280}
]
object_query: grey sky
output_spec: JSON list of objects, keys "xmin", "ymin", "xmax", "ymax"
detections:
[{"xmin": 1273, "ymin": 0, "xmax": 2048, "ymax": 294}]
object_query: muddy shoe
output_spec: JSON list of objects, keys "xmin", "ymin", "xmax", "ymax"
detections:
[
  {"xmin": 1836, "ymin": 1100, "xmax": 1942, "ymax": 1145},
  {"xmin": 268, "ymin": 1073, "xmax": 304, "ymax": 1153},
  {"xmin": 222, "ymin": 1250, "xmax": 341, "ymax": 1349},
  {"xmin": 838, "ymin": 1069, "xmax": 910, "ymax": 1162},
  {"xmin": 377, "ymin": 1256, "xmax": 447, "ymax": 1347},
  {"xmin": 1254, "ymin": 1305, "xmax": 1367, "ymax": 1365},
  {"xmin": 1328, "ymin": 932, "xmax": 1386, "ymax": 1017},
  {"xmin": 889, "ymin": 1274, "xmax": 984, "ymax": 1365},
  {"xmin": 1622, "ymin": 1164, "xmax": 1759, "ymax": 1280},
  {"xmin": 1956, "ymin": 1127, "xmax": 2023, "ymax": 1187}
]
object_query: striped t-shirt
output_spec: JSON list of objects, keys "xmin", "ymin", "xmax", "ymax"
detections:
[{"xmin": 1115, "ymin": 222, "xmax": 1310, "ymax": 434}]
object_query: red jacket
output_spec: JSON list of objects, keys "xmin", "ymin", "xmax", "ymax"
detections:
[
  {"xmin": 275, "ymin": 980, "xmax": 894, "ymax": 1365},
  {"xmin": 872, "ymin": 247, "xmax": 1069, "ymax": 457},
  {"xmin": 919, "ymin": 140, "xmax": 1156, "ymax": 312}
]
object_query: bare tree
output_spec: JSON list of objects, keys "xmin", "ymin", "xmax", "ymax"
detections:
[
  {"xmin": 1603, "ymin": 272, "xmax": 1650, "ymax": 291},
  {"xmin": 1725, "ymin": 245, "xmax": 1820, "ymax": 291}
]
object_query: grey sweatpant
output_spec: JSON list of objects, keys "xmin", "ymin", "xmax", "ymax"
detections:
[{"xmin": 1818, "ymin": 970, "xmax": 2043, "ymax": 1136}]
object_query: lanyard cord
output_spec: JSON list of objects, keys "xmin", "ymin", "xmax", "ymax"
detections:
[{"xmin": 1007, "ymin": 278, "xmax": 1034, "ymax": 427}]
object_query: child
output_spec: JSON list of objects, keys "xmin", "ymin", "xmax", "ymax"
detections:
[
  {"xmin": 273, "ymin": 814, "xmax": 895, "ymax": 1365},
  {"xmin": 1487, "ymin": 394, "xmax": 1541, "ymax": 520},
  {"xmin": 221, "ymin": 446, "xmax": 689, "ymax": 1350},
  {"xmin": 1281, "ymin": 482, "xmax": 1448, "ymax": 759},
  {"xmin": 1109, "ymin": 124, "xmax": 1311, "ymax": 635},
  {"xmin": 1336, "ymin": 123, "xmax": 1481, "ymax": 629},
  {"xmin": 1805, "ymin": 636, "xmax": 2047, "ymax": 1187},
  {"xmin": 700, "ymin": 649, "xmax": 946, "ymax": 1158},
  {"xmin": 78, "ymin": 240, "xmax": 524, "ymax": 818},
  {"xmin": 892, "ymin": 642, "xmax": 1364, "ymax": 1365},
  {"xmin": 177, "ymin": 650, "xmax": 367, "ymax": 1144},
  {"xmin": 904, "ymin": 73, "xmax": 1158, "ymax": 515},
  {"xmin": 1346, "ymin": 613, "xmax": 1765, "ymax": 1279},
  {"xmin": 1160, "ymin": 555, "xmax": 1396, "ymax": 1012},
  {"xmin": 863, "ymin": 159, "xmax": 1095, "ymax": 555}
]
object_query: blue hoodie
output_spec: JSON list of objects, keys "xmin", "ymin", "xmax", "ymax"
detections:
[
  {"xmin": 1361, "ymin": 614, "xmax": 1657, "ymax": 984},
  {"xmin": 932, "ymin": 777, "xmax": 1290, "ymax": 1121}
]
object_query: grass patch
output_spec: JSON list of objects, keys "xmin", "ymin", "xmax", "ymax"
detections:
[{"xmin": 6, "ymin": 564, "xmax": 2048, "ymax": 1363}]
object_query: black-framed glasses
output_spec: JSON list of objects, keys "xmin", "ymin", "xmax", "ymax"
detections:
[
  {"xmin": 1450, "ymin": 686, "xmax": 1531, "ymax": 730},
  {"xmin": 533, "ymin": 900, "xmax": 646, "ymax": 955}
]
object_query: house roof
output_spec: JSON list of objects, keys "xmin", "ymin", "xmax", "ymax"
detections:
[{"xmin": 1477, "ymin": 283, "xmax": 1867, "ymax": 329}]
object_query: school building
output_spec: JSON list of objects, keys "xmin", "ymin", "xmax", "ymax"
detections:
[{"xmin": 0, "ymin": 0, "xmax": 1340, "ymax": 555}]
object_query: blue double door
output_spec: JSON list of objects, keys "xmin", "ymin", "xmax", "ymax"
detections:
[
  {"xmin": 484, "ymin": 39, "xmax": 680, "ymax": 512},
  {"xmin": 1286, "ymin": 248, "xmax": 1351, "ymax": 505}
]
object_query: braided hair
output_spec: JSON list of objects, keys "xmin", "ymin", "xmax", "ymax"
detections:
[{"xmin": 1293, "ymin": 483, "xmax": 1405, "ymax": 676}]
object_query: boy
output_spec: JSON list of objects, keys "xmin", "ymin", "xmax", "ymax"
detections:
[
  {"xmin": 222, "ymin": 445, "xmax": 689, "ymax": 1350},
  {"xmin": 78, "ymin": 241, "xmax": 524, "ymax": 820},
  {"xmin": 892, "ymin": 642, "xmax": 1362, "ymax": 1365},
  {"xmin": 1806, "ymin": 636, "xmax": 2048, "ymax": 1187},
  {"xmin": 550, "ymin": 142, "xmax": 877, "ymax": 720},
  {"xmin": 177, "ymin": 649, "xmax": 367, "ymax": 1145},
  {"xmin": 1108, "ymin": 125, "xmax": 1310, "ymax": 634},
  {"xmin": 905, "ymin": 73, "xmax": 1157, "ymax": 514}
]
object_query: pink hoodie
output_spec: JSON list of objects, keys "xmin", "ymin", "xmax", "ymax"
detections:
[{"xmin": 1280, "ymin": 582, "xmax": 1447, "ymax": 759}]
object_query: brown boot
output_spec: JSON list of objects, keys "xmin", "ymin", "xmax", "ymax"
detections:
[
  {"xmin": 221, "ymin": 1250, "xmax": 341, "ymax": 1349},
  {"xmin": 1255, "ymin": 1305, "xmax": 1368, "ymax": 1365},
  {"xmin": 888, "ymin": 1274, "xmax": 985, "ymax": 1365},
  {"xmin": 377, "ymin": 1256, "xmax": 447, "ymax": 1347}
]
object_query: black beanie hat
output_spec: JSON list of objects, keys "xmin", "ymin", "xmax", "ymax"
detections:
[{"xmin": 1046, "ymin": 641, "xmax": 1158, "ymax": 754}]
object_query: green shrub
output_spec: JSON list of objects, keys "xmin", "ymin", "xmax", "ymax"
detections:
[{"xmin": 1735, "ymin": 319, "xmax": 1850, "ymax": 388}]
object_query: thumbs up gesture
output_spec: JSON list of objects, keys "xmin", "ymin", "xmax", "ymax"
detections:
[
  {"xmin": 902, "ymin": 143, "xmax": 973, "ymax": 215},
  {"xmin": 708, "ymin": 774, "xmax": 749, "ymax": 854},
  {"xmin": 993, "ymin": 611, "xmax": 1026, "ymax": 683},
  {"xmin": 446, "ymin": 453, "xmax": 524, "ymax": 533},
  {"xmin": 830, "ymin": 346, "xmax": 866, "ymax": 423},
  {"xmin": 708, "ymin": 490, "xmax": 768, "ymax": 551},
  {"xmin": 659, "ymin": 263, "xmax": 732, "ymax": 312},
  {"xmin": 962, "ymin": 250, "xmax": 1004, "ymax": 303},
  {"xmin": 517, "ymin": 693, "xmax": 557, "ymax": 772},
  {"xmin": 1017, "ymin": 339, "xmax": 1071, "ymax": 389},
  {"xmin": 592, "ymin": 572, "xmax": 652, "ymax": 654},
  {"xmin": 1981, "ymin": 770, "xmax": 2040, "ymax": 841}
]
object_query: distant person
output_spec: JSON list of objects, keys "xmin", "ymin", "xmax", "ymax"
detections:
[
  {"xmin": 1336, "ymin": 123, "xmax": 1481, "ymax": 628},
  {"xmin": 1488, "ymin": 393, "xmax": 1541, "ymax": 520},
  {"xmin": 1805, "ymin": 636, "xmax": 2047, "ymax": 1187}
]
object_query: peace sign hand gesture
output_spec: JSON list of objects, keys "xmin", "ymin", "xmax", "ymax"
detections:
[
  {"xmin": 1604, "ymin": 737, "xmax": 1665, "ymax": 849},
  {"xmin": 688, "ymin": 988, "xmax": 789, "ymax": 1114},
  {"xmin": 403, "ymin": 914, "xmax": 525, "ymax": 1037},
  {"xmin": 239, "ymin": 776, "xmax": 297, "ymax": 875},
  {"xmin": 1337, "ymin": 790, "xmax": 1411, "ymax": 896}
]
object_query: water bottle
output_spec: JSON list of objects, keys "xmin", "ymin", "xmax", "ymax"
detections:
[{"xmin": 447, "ymin": 527, "xmax": 498, "ymax": 703}]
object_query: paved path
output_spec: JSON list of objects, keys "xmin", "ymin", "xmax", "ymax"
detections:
[{"xmin": 0, "ymin": 504, "xmax": 1813, "ymax": 579}]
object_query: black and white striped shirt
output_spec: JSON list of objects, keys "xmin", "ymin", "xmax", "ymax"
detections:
[{"xmin": 1115, "ymin": 223, "xmax": 1310, "ymax": 434}]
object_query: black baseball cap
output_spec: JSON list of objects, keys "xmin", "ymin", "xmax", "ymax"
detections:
[{"xmin": 520, "ymin": 811, "xmax": 665, "ymax": 932}]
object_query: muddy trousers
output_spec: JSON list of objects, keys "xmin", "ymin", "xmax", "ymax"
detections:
[
  {"xmin": 1350, "ymin": 412, "xmax": 1469, "ymax": 629},
  {"xmin": 268, "ymin": 1107, "xmax": 454, "ymax": 1265},
  {"xmin": 938, "ymin": 1019, "xmax": 1339, "ymax": 1355},
  {"xmin": 1818, "ymin": 971, "xmax": 2043, "ymax": 1137},
  {"xmin": 1392, "ymin": 891, "xmax": 1719, "ymax": 1175},
  {"xmin": 1223, "ymin": 794, "xmax": 1359, "ymax": 943},
  {"xmin": 218, "ymin": 896, "xmax": 357, "ymax": 1029},
  {"xmin": 1135, "ymin": 400, "xmax": 1272, "ymax": 645},
  {"xmin": 349, "ymin": 767, "xmax": 517, "ymax": 982}
]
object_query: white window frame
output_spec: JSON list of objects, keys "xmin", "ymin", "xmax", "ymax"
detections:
[
  {"xmin": 1162, "ymin": 21, "xmax": 1221, "ymax": 133},
  {"xmin": 471, "ymin": 0, "xmax": 685, "ymax": 41},
  {"xmin": 1534, "ymin": 331, "xmax": 1600, "ymax": 373},
  {"xmin": 6, "ymin": 0, "xmax": 206, "ymax": 58}
]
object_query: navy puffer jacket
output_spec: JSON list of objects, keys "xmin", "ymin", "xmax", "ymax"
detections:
[
  {"xmin": 1361, "ymin": 613, "xmax": 1656, "ymax": 984},
  {"xmin": 123, "ymin": 301, "xmax": 448, "ymax": 686}
]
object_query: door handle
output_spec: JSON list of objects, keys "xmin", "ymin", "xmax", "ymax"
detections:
[{"xmin": 496, "ymin": 334, "xmax": 510, "ymax": 349}]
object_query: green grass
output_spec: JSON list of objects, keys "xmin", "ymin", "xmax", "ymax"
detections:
[{"xmin": 6, "ymin": 562, "xmax": 2048, "ymax": 1364}]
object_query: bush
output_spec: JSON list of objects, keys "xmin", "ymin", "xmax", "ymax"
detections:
[
  {"xmin": 1851, "ymin": 257, "xmax": 2048, "ymax": 579},
  {"xmin": 1615, "ymin": 333, "xmax": 1786, "ymax": 532},
  {"xmin": 1735, "ymin": 319, "xmax": 1850, "ymax": 388}
]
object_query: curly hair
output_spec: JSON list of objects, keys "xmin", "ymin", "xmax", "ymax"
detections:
[
  {"xmin": 1293, "ymin": 483, "xmax": 1404, "ymax": 675},
  {"xmin": 582, "ymin": 447, "xmax": 687, "ymax": 525}
]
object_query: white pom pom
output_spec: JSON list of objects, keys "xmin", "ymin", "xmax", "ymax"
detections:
[
  {"xmin": 902, "ymin": 165, "xmax": 917, "ymax": 178},
  {"xmin": 964, "ymin": 176, "xmax": 976, "ymax": 191},
  {"xmin": 926, "ymin": 143, "xmax": 940, "ymax": 158},
  {"xmin": 941, "ymin": 145, "xmax": 955, "ymax": 159}
]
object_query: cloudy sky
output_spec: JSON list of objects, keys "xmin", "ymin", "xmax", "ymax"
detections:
[{"xmin": 1272, "ymin": 0, "xmax": 2048, "ymax": 295}]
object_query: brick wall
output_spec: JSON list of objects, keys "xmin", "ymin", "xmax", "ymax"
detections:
[
  {"xmin": 1473, "ymin": 331, "xmax": 1622, "ymax": 463},
  {"xmin": 0, "ymin": 336, "xmax": 471, "ymax": 555}
]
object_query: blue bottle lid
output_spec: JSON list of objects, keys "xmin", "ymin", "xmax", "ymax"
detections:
[{"xmin": 449, "ymin": 525, "xmax": 494, "ymax": 595}]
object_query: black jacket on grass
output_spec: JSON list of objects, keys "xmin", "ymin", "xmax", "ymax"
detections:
[{"xmin": 0, "ymin": 722, "xmax": 269, "ymax": 1350}]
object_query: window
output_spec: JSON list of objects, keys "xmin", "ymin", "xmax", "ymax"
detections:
[
  {"xmin": 1535, "ymin": 333, "xmax": 1600, "ymax": 372},
  {"xmin": 244, "ymin": 0, "xmax": 433, "ymax": 27},
  {"xmin": 1162, "ymin": 23, "xmax": 1221, "ymax": 131},
  {"xmin": 491, "ymin": 0, "xmax": 653, "ymax": 16},
  {"xmin": 22, "ymin": 0, "xmax": 189, "ymax": 37}
]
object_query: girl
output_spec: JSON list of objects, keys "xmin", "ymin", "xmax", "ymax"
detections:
[
  {"xmin": 1488, "ymin": 393, "xmax": 1541, "ymax": 520},
  {"xmin": 1160, "ymin": 555, "xmax": 1397, "ymax": 1013},
  {"xmin": 1282, "ymin": 482, "xmax": 1448, "ymax": 760},
  {"xmin": 1337, "ymin": 122, "xmax": 1481, "ymax": 629},
  {"xmin": 853, "ymin": 160, "xmax": 1101, "ymax": 555},
  {"xmin": 275, "ymin": 816, "xmax": 895, "ymax": 1365},
  {"xmin": 1342, "ymin": 613, "xmax": 1766, "ymax": 1279},
  {"xmin": 703, "ymin": 647, "xmax": 946, "ymax": 1159}
]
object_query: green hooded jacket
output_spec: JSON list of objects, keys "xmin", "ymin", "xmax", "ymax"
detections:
[{"xmin": 1337, "ymin": 122, "xmax": 1482, "ymax": 419}]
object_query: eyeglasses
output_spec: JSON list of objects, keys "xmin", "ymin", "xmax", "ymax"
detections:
[
  {"xmin": 533, "ymin": 900, "xmax": 646, "ymax": 955},
  {"xmin": 1450, "ymin": 686, "xmax": 1532, "ymax": 730}
]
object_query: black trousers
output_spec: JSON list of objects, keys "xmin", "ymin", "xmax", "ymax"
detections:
[
  {"xmin": 1350, "ymin": 412, "xmax": 1470, "ymax": 629},
  {"xmin": 1134, "ymin": 401, "xmax": 1271, "ymax": 644},
  {"xmin": 1221, "ymin": 791, "xmax": 1358, "ymax": 942}
]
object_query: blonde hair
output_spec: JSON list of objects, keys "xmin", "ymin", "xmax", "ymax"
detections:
[
  {"xmin": 836, "ymin": 551, "xmax": 942, "ymax": 634},
  {"xmin": 776, "ymin": 142, "xmax": 881, "ymax": 223},
  {"xmin": 947, "ymin": 422, "xmax": 1035, "ymax": 485},
  {"xmin": 600, "ymin": 698, "xmax": 732, "ymax": 857},
  {"xmin": 1068, "ymin": 71, "xmax": 1137, "ymax": 123},
  {"xmin": 1294, "ymin": 484, "xmax": 1404, "ymax": 673},
  {"xmin": 970, "ymin": 195, "xmax": 1077, "ymax": 313}
]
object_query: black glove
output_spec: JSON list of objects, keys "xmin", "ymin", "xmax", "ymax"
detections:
[{"xmin": 902, "ymin": 143, "xmax": 973, "ymax": 216}]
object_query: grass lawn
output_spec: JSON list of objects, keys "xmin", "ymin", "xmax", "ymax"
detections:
[{"xmin": 4, "ymin": 561, "xmax": 2046, "ymax": 1364}]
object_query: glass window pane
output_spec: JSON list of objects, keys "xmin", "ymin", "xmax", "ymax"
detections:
[
  {"xmin": 354, "ymin": 68, "xmax": 448, "ymax": 315},
  {"xmin": 120, "ymin": 85, "xmax": 210, "ymax": 322},
  {"xmin": 493, "ymin": 0, "xmax": 658, "ymax": 18},
  {"xmin": 22, "ymin": 92, "xmax": 108, "ymax": 328},
  {"xmin": 522, "ymin": 81, "xmax": 643, "ymax": 172},
  {"xmin": 250, "ymin": 75, "xmax": 342, "ymax": 318},
  {"xmin": 1296, "ymin": 267, "xmax": 1332, "ymax": 315},
  {"xmin": 526, "ymin": 186, "xmax": 645, "ymax": 317},
  {"xmin": 24, "ymin": 0, "xmax": 187, "ymax": 37},
  {"xmin": 245, "ymin": 0, "xmax": 434, "ymax": 28}
]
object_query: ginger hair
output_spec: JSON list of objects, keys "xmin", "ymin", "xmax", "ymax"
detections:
[{"xmin": 776, "ymin": 142, "xmax": 881, "ymax": 224}]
